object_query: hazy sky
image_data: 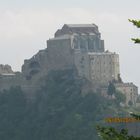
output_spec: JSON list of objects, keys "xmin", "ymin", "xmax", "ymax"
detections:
[{"xmin": 0, "ymin": 0, "xmax": 140, "ymax": 89}]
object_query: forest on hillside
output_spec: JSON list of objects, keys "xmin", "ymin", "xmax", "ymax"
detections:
[{"xmin": 0, "ymin": 70, "xmax": 138, "ymax": 140}]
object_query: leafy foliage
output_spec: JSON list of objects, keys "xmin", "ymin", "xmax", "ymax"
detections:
[
  {"xmin": 0, "ymin": 70, "xmax": 137, "ymax": 140},
  {"xmin": 107, "ymin": 82, "xmax": 116, "ymax": 96},
  {"xmin": 115, "ymin": 90, "xmax": 126, "ymax": 104},
  {"xmin": 129, "ymin": 19, "xmax": 140, "ymax": 28},
  {"xmin": 129, "ymin": 19, "xmax": 140, "ymax": 43},
  {"xmin": 0, "ymin": 70, "xmax": 119, "ymax": 140},
  {"xmin": 130, "ymin": 112, "xmax": 140, "ymax": 120},
  {"xmin": 128, "ymin": 100, "xmax": 133, "ymax": 106},
  {"xmin": 131, "ymin": 38, "xmax": 140, "ymax": 44},
  {"xmin": 96, "ymin": 126, "xmax": 140, "ymax": 140}
]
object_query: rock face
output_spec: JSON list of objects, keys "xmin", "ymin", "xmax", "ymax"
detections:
[{"xmin": 0, "ymin": 64, "xmax": 14, "ymax": 74}]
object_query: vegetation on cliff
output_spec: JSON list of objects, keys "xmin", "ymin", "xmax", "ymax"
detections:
[{"xmin": 0, "ymin": 69, "xmax": 134, "ymax": 140}]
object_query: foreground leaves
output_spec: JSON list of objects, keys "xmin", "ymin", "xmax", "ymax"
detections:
[
  {"xmin": 96, "ymin": 126, "xmax": 140, "ymax": 140},
  {"xmin": 129, "ymin": 19, "xmax": 140, "ymax": 44},
  {"xmin": 129, "ymin": 19, "xmax": 140, "ymax": 28}
]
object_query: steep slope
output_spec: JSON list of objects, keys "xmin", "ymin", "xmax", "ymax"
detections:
[{"xmin": 0, "ymin": 69, "xmax": 137, "ymax": 140}]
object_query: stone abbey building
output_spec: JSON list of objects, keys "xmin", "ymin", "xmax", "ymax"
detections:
[
  {"xmin": 0, "ymin": 24, "xmax": 138, "ymax": 105},
  {"xmin": 22, "ymin": 24, "xmax": 119, "ymax": 85}
]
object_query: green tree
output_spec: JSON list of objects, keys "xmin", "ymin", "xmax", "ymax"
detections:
[
  {"xmin": 96, "ymin": 125, "xmax": 140, "ymax": 140},
  {"xmin": 115, "ymin": 90, "xmax": 126, "ymax": 105},
  {"xmin": 117, "ymin": 74, "xmax": 123, "ymax": 83},
  {"xmin": 128, "ymin": 100, "xmax": 133, "ymax": 106},
  {"xmin": 129, "ymin": 19, "xmax": 140, "ymax": 43},
  {"xmin": 107, "ymin": 82, "xmax": 116, "ymax": 97}
]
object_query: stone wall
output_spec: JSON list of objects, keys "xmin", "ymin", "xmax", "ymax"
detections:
[
  {"xmin": 74, "ymin": 50, "xmax": 90, "ymax": 80},
  {"xmin": 115, "ymin": 83, "xmax": 138, "ymax": 106},
  {"xmin": 88, "ymin": 52, "xmax": 120, "ymax": 85},
  {"xmin": 47, "ymin": 37, "xmax": 75, "ymax": 71},
  {"xmin": 22, "ymin": 49, "xmax": 48, "ymax": 79},
  {"xmin": 0, "ymin": 73, "xmax": 24, "ymax": 90},
  {"xmin": 0, "ymin": 64, "xmax": 13, "ymax": 74},
  {"xmin": 0, "ymin": 24, "xmax": 137, "ymax": 102}
]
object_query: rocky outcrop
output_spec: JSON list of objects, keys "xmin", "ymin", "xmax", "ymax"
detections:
[{"xmin": 0, "ymin": 64, "xmax": 14, "ymax": 74}]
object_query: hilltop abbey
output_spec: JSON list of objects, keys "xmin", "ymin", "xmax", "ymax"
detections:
[
  {"xmin": 22, "ymin": 24, "xmax": 119, "ymax": 84},
  {"xmin": 0, "ymin": 24, "xmax": 138, "ymax": 106}
]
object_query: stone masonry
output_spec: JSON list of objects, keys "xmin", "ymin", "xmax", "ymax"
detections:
[{"xmin": 0, "ymin": 23, "xmax": 138, "ymax": 103}]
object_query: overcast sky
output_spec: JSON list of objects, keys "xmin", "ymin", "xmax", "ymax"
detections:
[{"xmin": 0, "ymin": 0, "xmax": 140, "ymax": 90}]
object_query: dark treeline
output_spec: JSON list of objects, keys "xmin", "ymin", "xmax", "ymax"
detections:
[{"xmin": 0, "ymin": 70, "xmax": 130, "ymax": 140}]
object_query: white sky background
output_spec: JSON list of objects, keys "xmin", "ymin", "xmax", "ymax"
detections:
[{"xmin": 0, "ymin": 0, "xmax": 140, "ymax": 90}]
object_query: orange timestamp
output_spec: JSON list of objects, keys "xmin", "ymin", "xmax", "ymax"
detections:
[{"xmin": 105, "ymin": 117, "xmax": 140, "ymax": 123}]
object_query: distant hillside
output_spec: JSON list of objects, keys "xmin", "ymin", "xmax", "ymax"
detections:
[{"xmin": 0, "ymin": 69, "xmax": 138, "ymax": 140}]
